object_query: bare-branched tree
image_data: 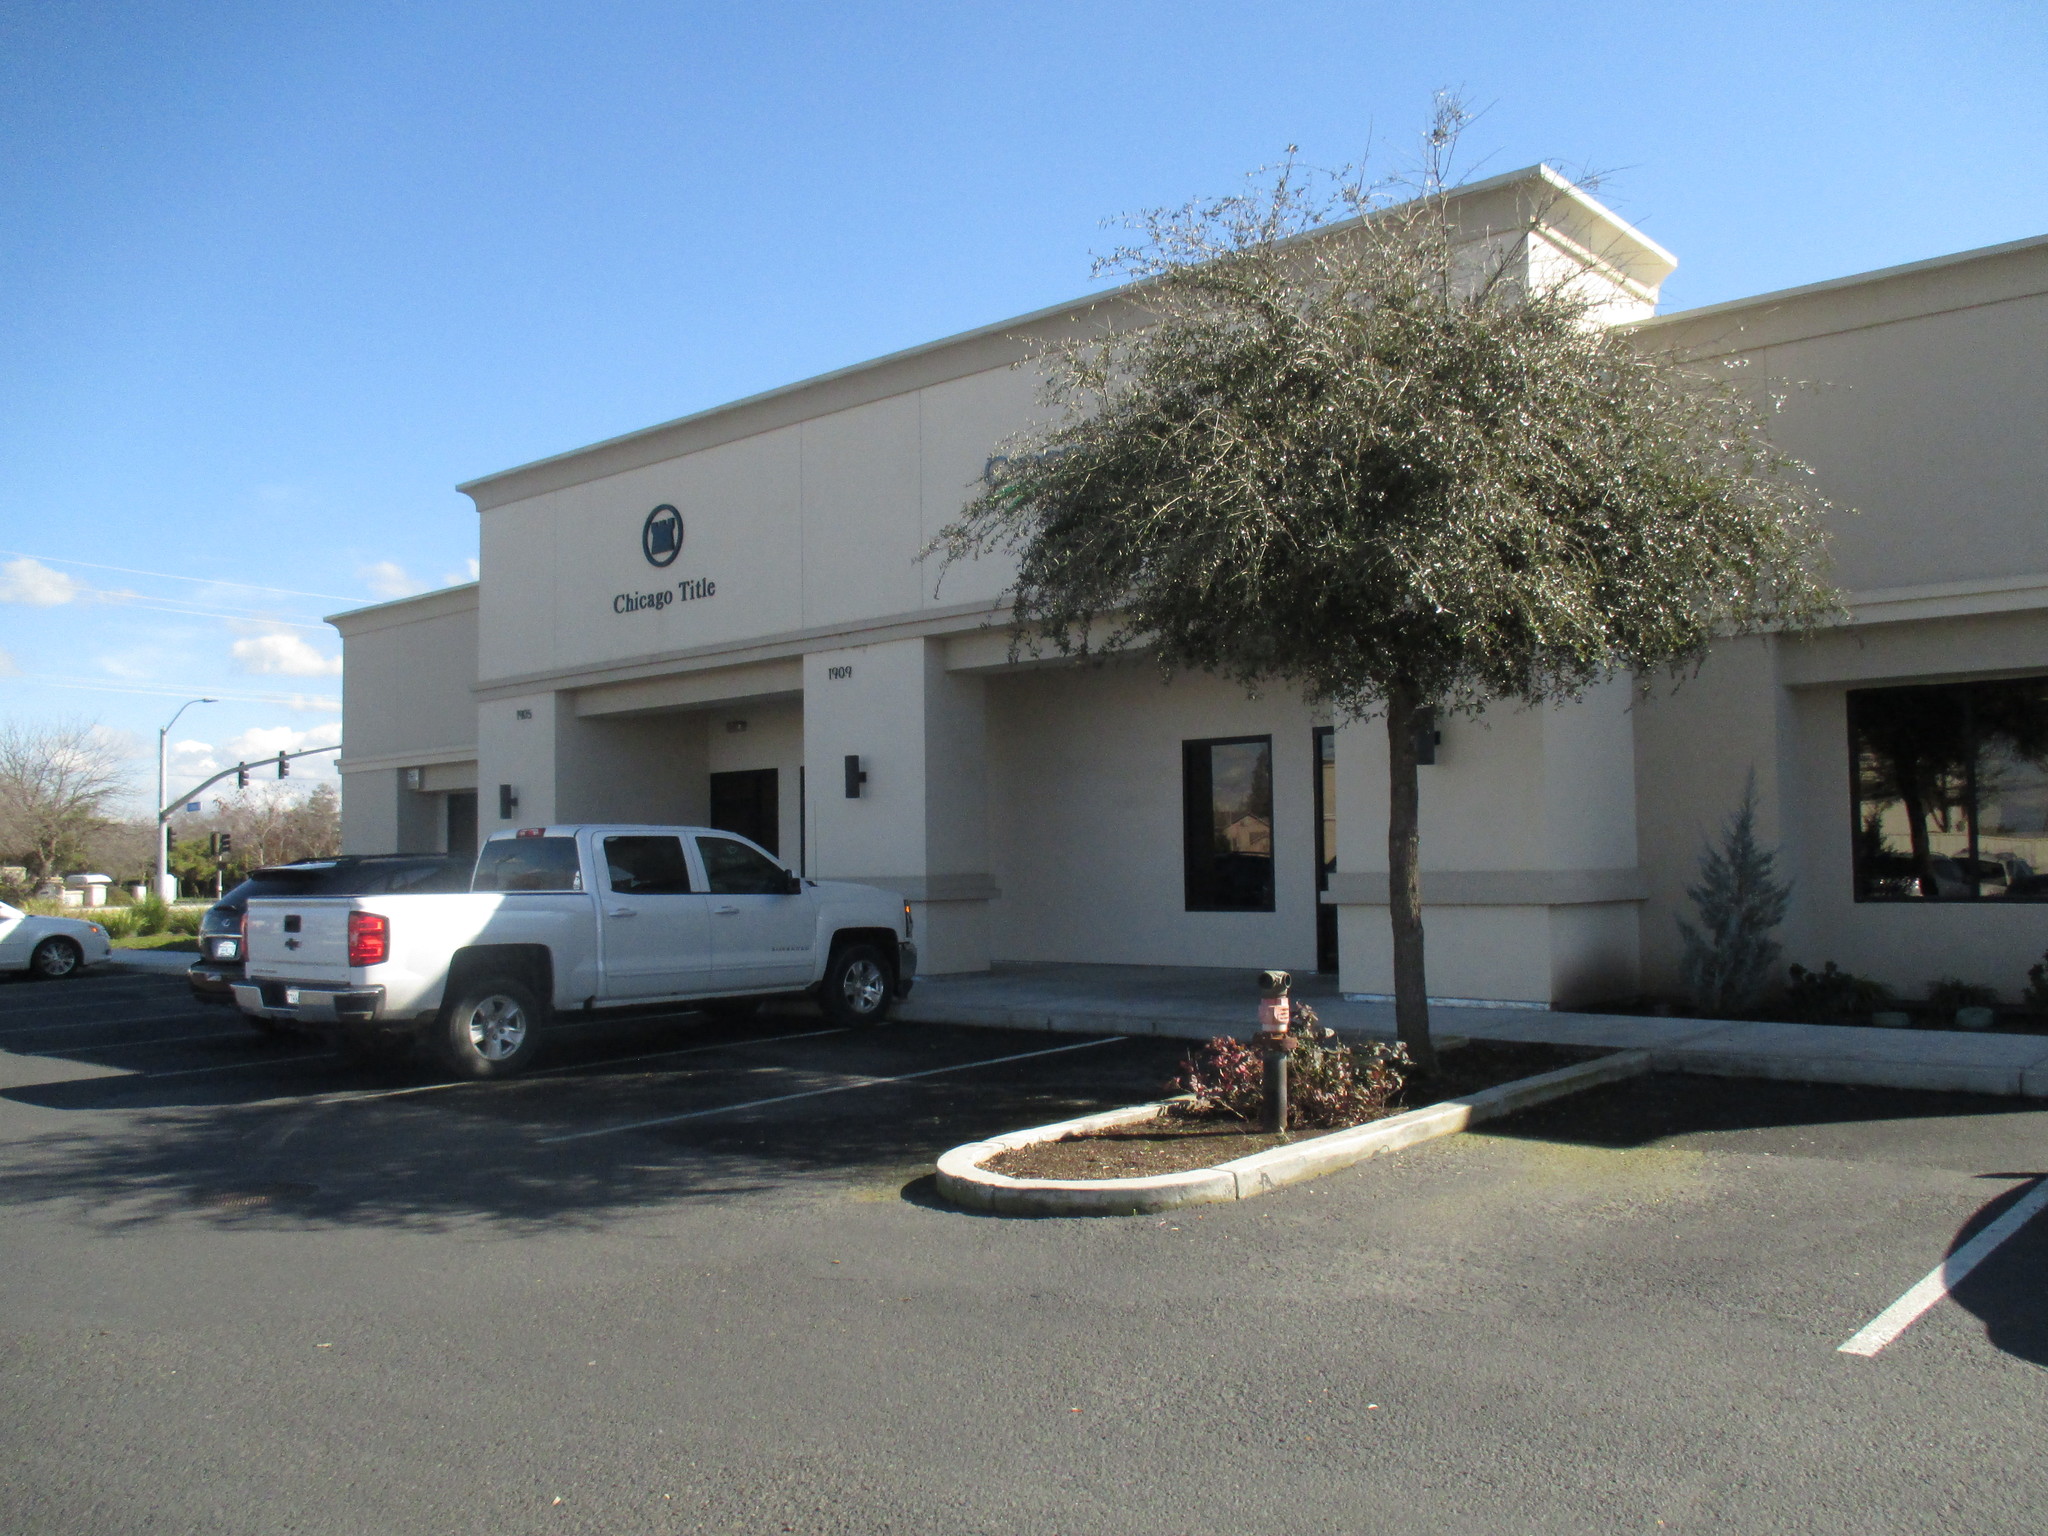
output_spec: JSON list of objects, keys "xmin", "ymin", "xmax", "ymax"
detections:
[
  {"xmin": 931, "ymin": 100, "xmax": 1840, "ymax": 1066},
  {"xmin": 169, "ymin": 783, "xmax": 342, "ymax": 889},
  {"xmin": 0, "ymin": 721, "xmax": 131, "ymax": 884}
]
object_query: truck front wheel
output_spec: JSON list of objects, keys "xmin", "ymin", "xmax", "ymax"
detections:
[
  {"xmin": 820, "ymin": 943, "xmax": 893, "ymax": 1028},
  {"xmin": 439, "ymin": 976, "xmax": 547, "ymax": 1078}
]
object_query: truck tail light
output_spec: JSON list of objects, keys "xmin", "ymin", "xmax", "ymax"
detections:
[
  {"xmin": 347, "ymin": 911, "xmax": 390, "ymax": 967},
  {"xmin": 904, "ymin": 899, "xmax": 913, "ymax": 939}
]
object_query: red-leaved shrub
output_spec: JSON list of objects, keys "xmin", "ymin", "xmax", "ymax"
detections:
[{"xmin": 1168, "ymin": 1014, "xmax": 1410, "ymax": 1130}]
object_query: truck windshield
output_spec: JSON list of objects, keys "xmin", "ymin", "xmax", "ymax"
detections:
[{"xmin": 472, "ymin": 838, "xmax": 584, "ymax": 893}]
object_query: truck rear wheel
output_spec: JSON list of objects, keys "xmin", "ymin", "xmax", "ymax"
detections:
[
  {"xmin": 820, "ymin": 943, "xmax": 893, "ymax": 1028},
  {"xmin": 439, "ymin": 976, "xmax": 547, "ymax": 1078}
]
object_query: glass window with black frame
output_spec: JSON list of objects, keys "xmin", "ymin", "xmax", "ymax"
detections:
[
  {"xmin": 604, "ymin": 836, "xmax": 693, "ymax": 895},
  {"xmin": 1183, "ymin": 736, "xmax": 1275, "ymax": 912},
  {"xmin": 697, "ymin": 835, "xmax": 791, "ymax": 895},
  {"xmin": 1850, "ymin": 675, "xmax": 2048, "ymax": 901},
  {"xmin": 471, "ymin": 837, "xmax": 584, "ymax": 894}
]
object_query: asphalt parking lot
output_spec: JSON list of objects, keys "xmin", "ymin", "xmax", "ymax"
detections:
[{"xmin": 2, "ymin": 965, "xmax": 2045, "ymax": 1535}]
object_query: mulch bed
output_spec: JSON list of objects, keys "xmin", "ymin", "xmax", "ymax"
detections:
[{"xmin": 982, "ymin": 1039, "xmax": 1604, "ymax": 1181}]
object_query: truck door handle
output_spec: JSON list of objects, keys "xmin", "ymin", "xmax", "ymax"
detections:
[
  {"xmin": 713, "ymin": 904, "xmax": 739, "ymax": 915},
  {"xmin": 607, "ymin": 906, "xmax": 638, "ymax": 918}
]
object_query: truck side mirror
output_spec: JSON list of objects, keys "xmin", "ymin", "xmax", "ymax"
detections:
[{"xmin": 782, "ymin": 870, "xmax": 803, "ymax": 895}]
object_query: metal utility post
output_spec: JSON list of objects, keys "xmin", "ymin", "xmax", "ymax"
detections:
[
  {"xmin": 155, "ymin": 697, "xmax": 217, "ymax": 902},
  {"xmin": 1257, "ymin": 968, "xmax": 1293, "ymax": 1134}
]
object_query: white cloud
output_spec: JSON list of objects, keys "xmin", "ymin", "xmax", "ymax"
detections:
[
  {"xmin": 231, "ymin": 632, "xmax": 343, "ymax": 677},
  {"xmin": 227, "ymin": 721, "xmax": 343, "ymax": 781},
  {"xmin": 0, "ymin": 556, "xmax": 82, "ymax": 606},
  {"xmin": 169, "ymin": 738, "xmax": 222, "ymax": 779},
  {"xmin": 284, "ymin": 693, "xmax": 342, "ymax": 713},
  {"xmin": 442, "ymin": 557, "xmax": 481, "ymax": 585},
  {"xmin": 362, "ymin": 561, "xmax": 423, "ymax": 599},
  {"xmin": 0, "ymin": 647, "xmax": 16, "ymax": 676}
]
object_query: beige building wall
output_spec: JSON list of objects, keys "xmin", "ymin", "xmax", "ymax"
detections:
[
  {"xmin": 329, "ymin": 169, "xmax": 2048, "ymax": 1010},
  {"xmin": 1331, "ymin": 679, "xmax": 1643, "ymax": 1006},
  {"xmin": 330, "ymin": 584, "xmax": 479, "ymax": 854},
  {"xmin": 1630, "ymin": 235, "xmax": 2048, "ymax": 1001},
  {"xmin": 983, "ymin": 662, "xmax": 1324, "ymax": 973}
]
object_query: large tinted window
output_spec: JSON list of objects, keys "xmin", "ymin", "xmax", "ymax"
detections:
[
  {"xmin": 224, "ymin": 858, "xmax": 464, "ymax": 903},
  {"xmin": 1851, "ymin": 676, "xmax": 2048, "ymax": 901},
  {"xmin": 697, "ymin": 835, "xmax": 791, "ymax": 895},
  {"xmin": 472, "ymin": 837, "xmax": 585, "ymax": 893},
  {"xmin": 604, "ymin": 836, "xmax": 693, "ymax": 895},
  {"xmin": 1183, "ymin": 736, "xmax": 1275, "ymax": 912}
]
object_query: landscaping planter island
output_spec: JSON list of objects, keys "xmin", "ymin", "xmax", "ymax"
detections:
[{"xmin": 935, "ymin": 1045, "xmax": 1654, "ymax": 1217}]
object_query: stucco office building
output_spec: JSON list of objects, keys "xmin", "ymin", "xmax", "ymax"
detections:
[{"xmin": 333, "ymin": 167, "xmax": 2048, "ymax": 1006}]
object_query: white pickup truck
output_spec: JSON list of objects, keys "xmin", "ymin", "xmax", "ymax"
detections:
[{"xmin": 232, "ymin": 824, "xmax": 917, "ymax": 1077}]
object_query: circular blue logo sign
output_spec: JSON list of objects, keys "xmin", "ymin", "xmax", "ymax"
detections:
[{"xmin": 641, "ymin": 504, "xmax": 683, "ymax": 567}]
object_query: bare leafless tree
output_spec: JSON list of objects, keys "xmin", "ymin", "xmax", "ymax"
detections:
[
  {"xmin": 169, "ymin": 783, "xmax": 341, "ymax": 887},
  {"xmin": 0, "ymin": 721, "xmax": 132, "ymax": 883}
]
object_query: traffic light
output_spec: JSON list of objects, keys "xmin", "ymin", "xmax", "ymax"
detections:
[
  {"xmin": 207, "ymin": 832, "xmax": 220, "ymax": 858},
  {"xmin": 276, "ymin": 752, "xmax": 289, "ymax": 780},
  {"xmin": 217, "ymin": 831, "xmax": 233, "ymax": 858},
  {"xmin": 235, "ymin": 763, "xmax": 249, "ymax": 789}
]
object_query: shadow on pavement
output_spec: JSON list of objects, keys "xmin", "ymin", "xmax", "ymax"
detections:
[
  {"xmin": 1484, "ymin": 1071, "xmax": 2038, "ymax": 1149},
  {"xmin": 0, "ymin": 1022, "xmax": 1189, "ymax": 1236},
  {"xmin": 1948, "ymin": 1174, "xmax": 2048, "ymax": 1369}
]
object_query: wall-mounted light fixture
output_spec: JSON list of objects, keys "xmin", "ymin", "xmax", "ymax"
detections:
[
  {"xmin": 403, "ymin": 767, "xmax": 424, "ymax": 791},
  {"xmin": 844, "ymin": 755, "xmax": 867, "ymax": 799},
  {"xmin": 498, "ymin": 784, "xmax": 519, "ymax": 819}
]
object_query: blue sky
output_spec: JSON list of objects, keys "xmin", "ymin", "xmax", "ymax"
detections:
[{"xmin": 3, "ymin": 0, "xmax": 2044, "ymax": 812}]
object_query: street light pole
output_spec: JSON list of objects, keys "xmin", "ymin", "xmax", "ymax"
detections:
[{"xmin": 156, "ymin": 698, "xmax": 217, "ymax": 902}]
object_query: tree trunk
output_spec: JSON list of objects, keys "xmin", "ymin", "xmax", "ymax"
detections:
[{"xmin": 1386, "ymin": 686, "xmax": 1435, "ymax": 1071}]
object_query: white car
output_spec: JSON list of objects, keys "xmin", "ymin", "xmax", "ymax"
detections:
[{"xmin": 0, "ymin": 901, "xmax": 115, "ymax": 980}]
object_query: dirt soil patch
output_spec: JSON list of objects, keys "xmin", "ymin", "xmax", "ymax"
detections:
[{"xmin": 983, "ymin": 1040, "xmax": 1604, "ymax": 1180}]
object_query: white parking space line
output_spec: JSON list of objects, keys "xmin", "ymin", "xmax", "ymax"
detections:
[
  {"xmin": 0, "ymin": 1012, "xmax": 211, "ymax": 1041},
  {"xmin": 133, "ymin": 1052, "xmax": 338, "ymax": 1081},
  {"xmin": 1839, "ymin": 1177, "xmax": 2048, "ymax": 1357},
  {"xmin": 246, "ymin": 1027, "xmax": 854, "ymax": 1109},
  {"xmin": 540, "ymin": 1035, "xmax": 1126, "ymax": 1145},
  {"xmin": 0, "ymin": 986, "xmax": 193, "ymax": 1013},
  {"xmin": 65, "ymin": 1030, "xmax": 256, "ymax": 1052}
]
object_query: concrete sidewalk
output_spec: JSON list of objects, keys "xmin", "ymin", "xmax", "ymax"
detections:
[{"xmin": 896, "ymin": 963, "xmax": 2048, "ymax": 1098}]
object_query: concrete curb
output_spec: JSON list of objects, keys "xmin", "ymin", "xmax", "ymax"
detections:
[
  {"xmin": 935, "ymin": 1050, "xmax": 1653, "ymax": 1217},
  {"xmin": 105, "ymin": 949, "xmax": 200, "ymax": 974}
]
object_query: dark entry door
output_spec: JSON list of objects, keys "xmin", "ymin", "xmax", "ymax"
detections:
[
  {"xmin": 1313, "ymin": 728, "xmax": 1337, "ymax": 973},
  {"xmin": 709, "ymin": 769, "xmax": 780, "ymax": 858},
  {"xmin": 446, "ymin": 791, "xmax": 478, "ymax": 863}
]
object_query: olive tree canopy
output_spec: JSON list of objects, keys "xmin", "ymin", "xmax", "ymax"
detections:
[{"xmin": 932, "ymin": 113, "xmax": 1839, "ymax": 1064}]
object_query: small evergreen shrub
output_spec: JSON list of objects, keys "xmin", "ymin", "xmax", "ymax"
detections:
[
  {"xmin": 1781, "ymin": 962, "xmax": 1893, "ymax": 1022},
  {"xmin": 130, "ymin": 895, "xmax": 170, "ymax": 935},
  {"xmin": 1926, "ymin": 977, "xmax": 1998, "ymax": 1013},
  {"xmin": 94, "ymin": 908, "xmax": 140, "ymax": 939},
  {"xmin": 1169, "ymin": 1012, "xmax": 1410, "ymax": 1130},
  {"xmin": 1678, "ymin": 773, "xmax": 1791, "ymax": 1017}
]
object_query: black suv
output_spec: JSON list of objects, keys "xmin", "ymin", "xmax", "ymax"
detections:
[{"xmin": 189, "ymin": 855, "xmax": 470, "ymax": 1006}]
